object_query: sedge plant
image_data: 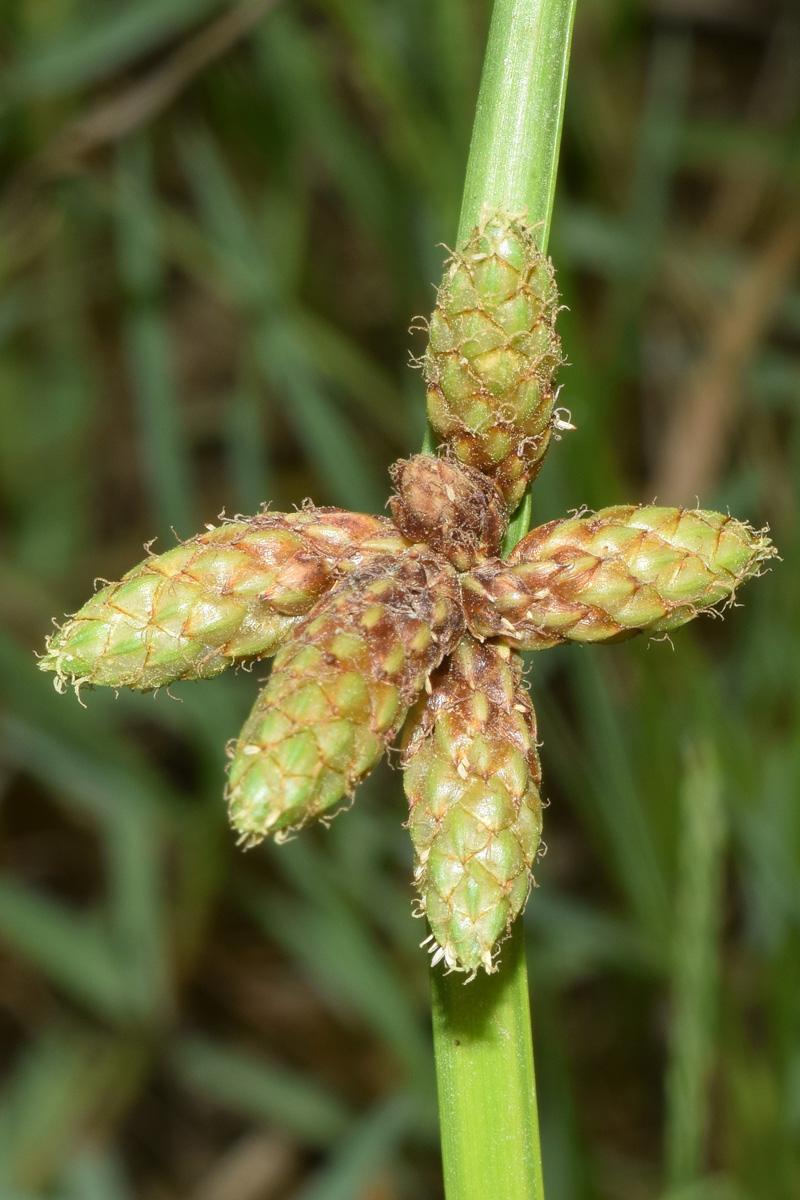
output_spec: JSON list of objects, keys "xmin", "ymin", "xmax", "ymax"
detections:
[{"xmin": 37, "ymin": 0, "xmax": 778, "ymax": 1196}]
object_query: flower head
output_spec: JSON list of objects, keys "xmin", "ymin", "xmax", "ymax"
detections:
[{"xmin": 40, "ymin": 211, "xmax": 776, "ymax": 975}]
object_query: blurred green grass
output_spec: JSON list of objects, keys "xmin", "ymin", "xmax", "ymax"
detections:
[{"xmin": 1, "ymin": 1, "xmax": 799, "ymax": 1197}]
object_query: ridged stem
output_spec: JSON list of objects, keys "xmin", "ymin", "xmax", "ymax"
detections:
[
  {"xmin": 431, "ymin": 923, "xmax": 542, "ymax": 1198},
  {"xmin": 457, "ymin": 0, "xmax": 577, "ymax": 249},
  {"xmin": 429, "ymin": 3, "xmax": 577, "ymax": 1199}
]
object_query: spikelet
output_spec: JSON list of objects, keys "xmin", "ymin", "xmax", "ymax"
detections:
[
  {"xmin": 40, "ymin": 510, "xmax": 407, "ymax": 692},
  {"xmin": 462, "ymin": 505, "xmax": 776, "ymax": 649},
  {"xmin": 389, "ymin": 454, "xmax": 507, "ymax": 570},
  {"xmin": 402, "ymin": 636, "xmax": 542, "ymax": 975},
  {"xmin": 227, "ymin": 549, "xmax": 464, "ymax": 844},
  {"xmin": 423, "ymin": 209, "xmax": 563, "ymax": 511}
]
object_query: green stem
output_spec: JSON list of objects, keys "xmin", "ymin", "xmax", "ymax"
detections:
[
  {"xmin": 457, "ymin": 0, "xmax": 577, "ymax": 251},
  {"xmin": 432, "ymin": 924, "xmax": 542, "ymax": 1199},
  {"xmin": 429, "ymin": 3, "xmax": 577, "ymax": 1198}
]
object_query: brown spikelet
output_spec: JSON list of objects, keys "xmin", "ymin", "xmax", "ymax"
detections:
[
  {"xmin": 227, "ymin": 549, "xmax": 465, "ymax": 843},
  {"xmin": 462, "ymin": 505, "xmax": 776, "ymax": 649},
  {"xmin": 40, "ymin": 509, "xmax": 408, "ymax": 692},
  {"xmin": 389, "ymin": 454, "xmax": 507, "ymax": 570}
]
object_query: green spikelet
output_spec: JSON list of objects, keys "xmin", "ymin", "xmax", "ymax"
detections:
[
  {"xmin": 423, "ymin": 209, "xmax": 563, "ymax": 511},
  {"xmin": 402, "ymin": 636, "xmax": 542, "ymax": 975},
  {"xmin": 462, "ymin": 505, "xmax": 776, "ymax": 649},
  {"xmin": 227, "ymin": 550, "xmax": 464, "ymax": 845},
  {"xmin": 40, "ymin": 510, "xmax": 407, "ymax": 692}
]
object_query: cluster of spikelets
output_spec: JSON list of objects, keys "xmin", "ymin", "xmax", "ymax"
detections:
[{"xmin": 40, "ymin": 209, "xmax": 776, "ymax": 976}]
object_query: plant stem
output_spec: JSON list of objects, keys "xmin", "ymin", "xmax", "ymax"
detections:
[
  {"xmin": 457, "ymin": 0, "xmax": 577, "ymax": 249},
  {"xmin": 430, "ymin": 3, "xmax": 577, "ymax": 1198},
  {"xmin": 431, "ymin": 923, "xmax": 542, "ymax": 1200}
]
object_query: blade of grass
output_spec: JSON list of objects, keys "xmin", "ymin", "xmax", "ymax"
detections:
[
  {"xmin": 116, "ymin": 132, "xmax": 194, "ymax": 537},
  {"xmin": 32, "ymin": 0, "xmax": 280, "ymax": 172},
  {"xmin": 178, "ymin": 126, "xmax": 385, "ymax": 509},
  {"xmin": 297, "ymin": 312, "xmax": 410, "ymax": 446},
  {"xmin": 323, "ymin": 770, "xmax": 432, "ymax": 956},
  {"xmin": 0, "ymin": 1029, "xmax": 147, "ymax": 1192},
  {"xmin": 294, "ymin": 1092, "xmax": 417, "ymax": 1200},
  {"xmin": 61, "ymin": 1149, "xmax": 133, "ymax": 1200},
  {"xmin": 169, "ymin": 1035, "xmax": 351, "ymax": 1147},
  {"xmin": 177, "ymin": 127, "xmax": 271, "ymax": 307},
  {"xmin": 571, "ymin": 652, "xmax": 670, "ymax": 943},
  {"xmin": 104, "ymin": 807, "xmax": 171, "ymax": 1023},
  {"xmin": 0, "ymin": 877, "xmax": 129, "ymax": 1020},
  {"xmin": 0, "ymin": 713, "xmax": 173, "ymax": 826},
  {"xmin": 432, "ymin": 0, "xmax": 482, "ymax": 151},
  {"xmin": 225, "ymin": 364, "xmax": 272, "ymax": 512},
  {"xmin": 0, "ymin": 708, "xmax": 173, "ymax": 1022},
  {"xmin": 7, "ymin": 0, "xmax": 229, "ymax": 99},
  {"xmin": 317, "ymin": 0, "xmax": 459, "ymax": 221},
  {"xmin": 254, "ymin": 9, "xmax": 397, "ymax": 247},
  {"xmin": 532, "ymin": 990, "xmax": 593, "ymax": 1200},
  {"xmin": 593, "ymin": 30, "xmax": 693, "ymax": 443},
  {"xmin": 253, "ymin": 322, "xmax": 385, "ymax": 512},
  {"xmin": 661, "ymin": 1181, "xmax": 743, "ymax": 1200},
  {"xmin": 241, "ymin": 838, "xmax": 434, "ymax": 1095},
  {"xmin": 15, "ymin": 222, "xmax": 94, "ymax": 584},
  {"xmin": 526, "ymin": 887, "xmax": 655, "ymax": 987},
  {"xmin": 664, "ymin": 741, "xmax": 726, "ymax": 1189}
]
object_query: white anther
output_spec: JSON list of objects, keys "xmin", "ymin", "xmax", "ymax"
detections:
[{"xmin": 553, "ymin": 407, "xmax": 576, "ymax": 432}]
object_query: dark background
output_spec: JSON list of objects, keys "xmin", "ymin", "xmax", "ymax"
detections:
[{"xmin": 1, "ymin": 0, "xmax": 799, "ymax": 1196}]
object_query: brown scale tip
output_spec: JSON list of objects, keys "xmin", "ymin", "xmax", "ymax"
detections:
[{"xmin": 389, "ymin": 454, "xmax": 508, "ymax": 571}]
